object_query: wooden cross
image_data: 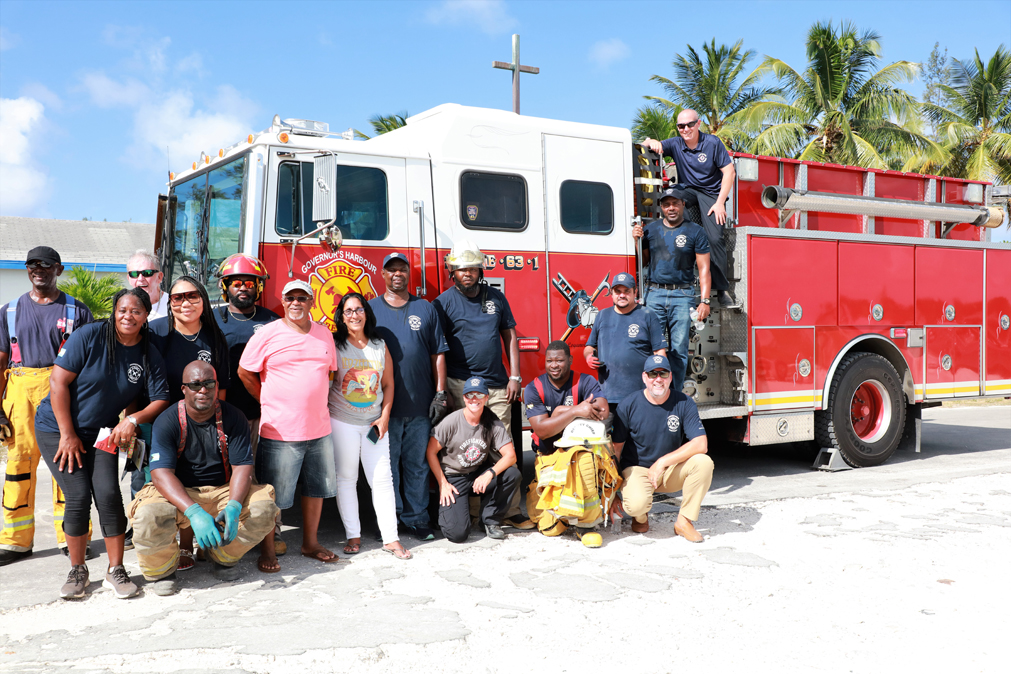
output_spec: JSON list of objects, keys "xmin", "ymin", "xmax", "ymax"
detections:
[{"xmin": 492, "ymin": 34, "xmax": 539, "ymax": 115}]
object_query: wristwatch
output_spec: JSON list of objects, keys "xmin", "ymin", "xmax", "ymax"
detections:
[
  {"xmin": 509, "ymin": 376, "xmax": 522, "ymax": 383},
  {"xmin": 700, "ymin": 298, "xmax": 711, "ymax": 305},
  {"xmin": 125, "ymin": 415, "xmax": 139, "ymax": 426}
]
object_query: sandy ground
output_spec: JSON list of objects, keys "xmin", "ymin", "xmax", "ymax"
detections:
[{"xmin": 1, "ymin": 406, "xmax": 1009, "ymax": 674}]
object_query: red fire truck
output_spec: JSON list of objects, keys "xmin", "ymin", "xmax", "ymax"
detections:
[{"xmin": 154, "ymin": 104, "xmax": 1010, "ymax": 469}]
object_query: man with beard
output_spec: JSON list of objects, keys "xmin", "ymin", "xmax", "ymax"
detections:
[
  {"xmin": 129, "ymin": 361, "xmax": 279, "ymax": 595},
  {"xmin": 0, "ymin": 246, "xmax": 94, "ymax": 565}
]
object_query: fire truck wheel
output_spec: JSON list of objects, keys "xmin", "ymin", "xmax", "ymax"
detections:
[{"xmin": 816, "ymin": 352, "xmax": 906, "ymax": 468}]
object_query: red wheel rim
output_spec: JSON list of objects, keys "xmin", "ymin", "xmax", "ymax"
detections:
[{"xmin": 850, "ymin": 380, "xmax": 891, "ymax": 443}]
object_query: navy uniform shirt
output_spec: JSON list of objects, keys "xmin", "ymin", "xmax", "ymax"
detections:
[
  {"xmin": 643, "ymin": 219, "xmax": 710, "ymax": 286},
  {"xmin": 214, "ymin": 305, "xmax": 279, "ymax": 420},
  {"xmin": 369, "ymin": 295, "xmax": 448, "ymax": 418},
  {"xmin": 524, "ymin": 372, "xmax": 603, "ymax": 454},
  {"xmin": 0, "ymin": 292, "xmax": 94, "ymax": 368},
  {"xmin": 149, "ymin": 400, "xmax": 252, "ymax": 488},
  {"xmin": 585, "ymin": 305, "xmax": 663, "ymax": 403},
  {"xmin": 612, "ymin": 390, "xmax": 706, "ymax": 472},
  {"xmin": 150, "ymin": 318, "xmax": 230, "ymax": 403},
  {"xmin": 433, "ymin": 284, "xmax": 517, "ymax": 388},
  {"xmin": 35, "ymin": 322, "xmax": 170, "ymax": 433},
  {"xmin": 659, "ymin": 132, "xmax": 732, "ymax": 195}
]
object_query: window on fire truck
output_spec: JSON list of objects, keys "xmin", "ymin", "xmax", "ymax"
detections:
[
  {"xmin": 276, "ymin": 161, "xmax": 389, "ymax": 240},
  {"xmin": 205, "ymin": 157, "xmax": 246, "ymax": 292},
  {"xmin": 559, "ymin": 180, "xmax": 613, "ymax": 234},
  {"xmin": 460, "ymin": 171, "xmax": 528, "ymax": 231}
]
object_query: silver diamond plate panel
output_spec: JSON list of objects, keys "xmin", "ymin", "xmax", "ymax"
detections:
[
  {"xmin": 748, "ymin": 411, "xmax": 815, "ymax": 446},
  {"xmin": 697, "ymin": 403, "xmax": 749, "ymax": 420},
  {"xmin": 720, "ymin": 227, "xmax": 749, "ymax": 404}
]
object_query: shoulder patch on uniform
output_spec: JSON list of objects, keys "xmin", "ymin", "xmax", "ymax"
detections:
[{"xmin": 150, "ymin": 452, "xmax": 160, "ymax": 461}]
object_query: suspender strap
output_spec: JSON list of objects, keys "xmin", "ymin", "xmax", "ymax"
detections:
[
  {"xmin": 176, "ymin": 401, "xmax": 232, "ymax": 481},
  {"xmin": 531, "ymin": 373, "xmax": 582, "ymax": 449},
  {"xmin": 60, "ymin": 295, "xmax": 76, "ymax": 349},
  {"xmin": 5, "ymin": 297, "xmax": 19, "ymax": 365}
]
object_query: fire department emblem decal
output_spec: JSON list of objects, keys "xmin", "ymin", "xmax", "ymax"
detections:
[
  {"xmin": 667, "ymin": 415, "xmax": 680, "ymax": 432},
  {"xmin": 197, "ymin": 350, "xmax": 211, "ymax": 363},
  {"xmin": 467, "ymin": 205, "xmax": 478, "ymax": 221},
  {"xmin": 408, "ymin": 315, "xmax": 422, "ymax": 331},
  {"xmin": 483, "ymin": 301, "xmax": 497, "ymax": 314},
  {"xmin": 698, "ymin": 153, "xmax": 707, "ymax": 163},
  {"xmin": 628, "ymin": 324, "xmax": 640, "ymax": 338},
  {"xmin": 676, "ymin": 234, "xmax": 688, "ymax": 247},
  {"xmin": 127, "ymin": 363, "xmax": 143, "ymax": 384},
  {"xmin": 564, "ymin": 395, "xmax": 573, "ymax": 406},
  {"xmin": 469, "ymin": 378, "xmax": 481, "ymax": 387},
  {"xmin": 308, "ymin": 254, "xmax": 379, "ymax": 331}
]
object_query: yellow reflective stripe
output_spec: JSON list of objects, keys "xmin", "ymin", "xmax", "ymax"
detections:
[
  {"xmin": 2, "ymin": 516, "xmax": 35, "ymax": 530},
  {"xmin": 144, "ymin": 551, "xmax": 180, "ymax": 578},
  {"xmin": 209, "ymin": 548, "xmax": 241, "ymax": 564}
]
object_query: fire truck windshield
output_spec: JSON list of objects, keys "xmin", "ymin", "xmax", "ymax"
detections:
[{"xmin": 168, "ymin": 155, "xmax": 247, "ymax": 296}]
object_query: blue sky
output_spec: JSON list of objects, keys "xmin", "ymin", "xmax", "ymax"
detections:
[{"xmin": 1, "ymin": 0, "xmax": 1009, "ymax": 239}]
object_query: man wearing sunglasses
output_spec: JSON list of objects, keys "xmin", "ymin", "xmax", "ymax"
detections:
[
  {"xmin": 641, "ymin": 109, "xmax": 737, "ymax": 308},
  {"xmin": 126, "ymin": 251, "xmax": 168, "ymax": 319},
  {"xmin": 1, "ymin": 246, "xmax": 94, "ymax": 566},
  {"xmin": 129, "ymin": 361, "xmax": 279, "ymax": 595},
  {"xmin": 610, "ymin": 355, "xmax": 713, "ymax": 542}
]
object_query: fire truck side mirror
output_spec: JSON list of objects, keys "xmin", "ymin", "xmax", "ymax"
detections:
[{"xmin": 312, "ymin": 153, "xmax": 342, "ymax": 253}]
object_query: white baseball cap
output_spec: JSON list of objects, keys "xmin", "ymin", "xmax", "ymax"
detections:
[{"xmin": 281, "ymin": 279, "xmax": 314, "ymax": 298}]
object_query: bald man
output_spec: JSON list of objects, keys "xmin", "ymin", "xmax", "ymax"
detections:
[{"xmin": 128, "ymin": 361, "xmax": 278, "ymax": 595}]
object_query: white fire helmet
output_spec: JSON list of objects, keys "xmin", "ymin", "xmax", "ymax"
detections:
[
  {"xmin": 446, "ymin": 239, "xmax": 484, "ymax": 271},
  {"xmin": 554, "ymin": 419, "xmax": 609, "ymax": 449}
]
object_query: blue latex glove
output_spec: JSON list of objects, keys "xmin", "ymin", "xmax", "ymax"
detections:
[
  {"xmin": 214, "ymin": 500, "xmax": 242, "ymax": 544},
  {"xmin": 185, "ymin": 504, "xmax": 222, "ymax": 550}
]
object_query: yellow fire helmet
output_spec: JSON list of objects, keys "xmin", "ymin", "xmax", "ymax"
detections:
[
  {"xmin": 445, "ymin": 239, "xmax": 484, "ymax": 271},
  {"xmin": 553, "ymin": 419, "xmax": 609, "ymax": 449}
]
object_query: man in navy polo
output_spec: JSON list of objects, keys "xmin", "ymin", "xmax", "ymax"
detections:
[
  {"xmin": 641, "ymin": 109, "xmax": 737, "ymax": 307},
  {"xmin": 583, "ymin": 272, "xmax": 665, "ymax": 426},
  {"xmin": 632, "ymin": 185, "xmax": 711, "ymax": 395},
  {"xmin": 610, "ymin": 354, "xmax": 713, "ymax": 542},
  {"xmin": 370, "ymin": 252, "xmax": 448, "ymax": 541}
]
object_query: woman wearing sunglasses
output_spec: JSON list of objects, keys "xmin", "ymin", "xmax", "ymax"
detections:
[
  {"xmin": 149, "ymin": 276, "xmax": 230, "ymax": 569},
  {"xmin": 328, "ymin": 293, "xmax": 411, "ymax": 559},
  {"xmin": 426, "ymin": 376, "xmax": 520, "ymax": 543},
  {"xmin": 34, "ymin": 288, "xmax": 170, "ymax": 598}
]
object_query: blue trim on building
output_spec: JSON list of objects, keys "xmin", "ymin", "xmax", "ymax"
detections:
[{"xmin": 0, "ymin": 260, "xmax": 127, "ymax": 272}]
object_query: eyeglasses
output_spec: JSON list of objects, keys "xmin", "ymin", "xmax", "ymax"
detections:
[
  {"xmin": 169, "ymin": 291, "xmax": 202, "ymax": 306},
  {"xmin": 26, "ymin": 261, "xmax": 54, "ymax": 270},
  {"xmin": 646, "ymin": 370, "xmax": 671, "ymax": 380},
  {"xmin": 463, "ymin": 392, "xmax": 487, "ymax": 400},
  {"xmin": 228, "ymin": 279, "xmax": 257, "ymax": 290},
  {"xmin": 182, "ymin": 379, "xmax": 217, "ymax": 392},
  {"xmin": 283, "ymin": 294, "xmax": 311, "ymax": 303},
  {"xmin": 128, "ymin": 269, "xmax": 159, "ymax": 279},
  {"xmin": 342, "ymin": 307, "xmax": 365, "ymax": 316},
  {"xmin": 677, "ymin": 119, "xmax": 699, "ymax": 130}
]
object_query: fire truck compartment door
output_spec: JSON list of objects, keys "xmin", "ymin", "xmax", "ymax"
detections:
[
  {"xmin": 752, "ymin": 327, "xmax": 817, "ymax": 412},
  {"xmin": 985, "ymin": 249, "xmax": 1011, "ymax": 397},
  {"xmin": 923, "ymin": 326, "xmax": 981, "ymax": 399},
  {"xmin": 542, "ymin": 134, "xmax": 630, "ymax": 346}
]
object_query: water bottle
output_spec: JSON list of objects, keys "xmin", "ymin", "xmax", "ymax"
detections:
[{"xmin": 690, "ymin": 308, "xmax": 706, "ymax": 332}]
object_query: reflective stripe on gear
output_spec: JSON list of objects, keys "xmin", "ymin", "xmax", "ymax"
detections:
[{"xmin": 526, "ymin": 443, "xmax": 622, "ymax": 533}]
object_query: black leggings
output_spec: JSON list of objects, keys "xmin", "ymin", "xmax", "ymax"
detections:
[{"xmin": 36, "ymin": 430, "xmax": 127, "ymax": 538}]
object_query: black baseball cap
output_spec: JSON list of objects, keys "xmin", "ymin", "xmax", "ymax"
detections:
[
  {"xmin": 383, "ymin": 252, "xmax": 409, "ymax": 268},
  {"xmin": 26, "ymin": 246, "xmax": 61, "ymax": 265},
  {"xmin": 658, "ymin": 184, "xmax": 698, "ymax": 207}
]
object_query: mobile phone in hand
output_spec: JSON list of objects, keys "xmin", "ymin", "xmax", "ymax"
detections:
[{"xmin": 367, "ymin": 425, "xmax": 380, "ymax": 444}]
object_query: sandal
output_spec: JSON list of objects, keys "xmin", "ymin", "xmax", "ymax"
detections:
[
  {"xmin": 343, "ymin": 539, "xmax": 361, "ymax": 555},
  {"xmin": 382, "ymin": 544, "xmax": 412, "ymax": 560},
  {"xmin": 301, "ymin": 547, "xmax": 340, "ymax": 563},
  {"xmin": 257, "ymin": 556, "xmax": 281, "ymax": 574},
  {"xmin": 178, "ymin": 549, "xmax": 195, "ymax": 572}
]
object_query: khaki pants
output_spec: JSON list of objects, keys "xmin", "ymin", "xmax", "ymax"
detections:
[
  {"xmin": 621, "ymin": 454, "xmax": 714, "ymax": 523},
  {"xmin": 1, "ymin": 366, "xmax": 91, "ymax": 551},
  {"xmin": 128, "ymin": 483, "xmax": 279, "ymax": 580}
]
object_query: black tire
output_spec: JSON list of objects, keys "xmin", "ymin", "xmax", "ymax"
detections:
[{"xmin": 815, "ymin": 352, "xmax": 906, "ymax": 468}]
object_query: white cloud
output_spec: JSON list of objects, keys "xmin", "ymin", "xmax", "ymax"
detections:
[
  {"xmin": 81, "ymin": 72, "xmax": 150, "ymax": 108},
  {"xmin": 20, "ymin": 83, "xmax": 62, "ymax": 111},
  {"xmin": 101, "ymin": 25, "xmax": 171, "ymax": 73},
  {"xmin": 588, "ymin": 38, "xmax": 630, "ymax": 69},
  {"xmin": 0, "ymin": 97, "xmax": 49, "ymax": 215},
  {"xmin": 424, "ymin": 0, "xmax": 518, "ymax": 35},
  {"xmin": 0, "ymin": 26, "xmax": 18, "ymax": 51}
]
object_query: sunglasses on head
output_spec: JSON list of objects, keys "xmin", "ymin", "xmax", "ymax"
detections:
[
  {"xmin": 182, "ymin": 379, "xmax": 217, "ymax": 392},
  {"xmin": 128, "ymin": 269, "xmax": 159, "ymax": 279},
  {"xmin": 463, "ymin": 392, "xmax": 487, "ymax": 400},
  {"xmin": 169, "ymin": 291, "xmax": 202, "ymax": 306},
  {"xmin": 26, "ymin": 261, "xmax": 54, "ymax": 270},
  {"xmin": 228, "ymin": 279, "xmax": 257, "ymax": 290},
  {"xmin": 646, "ymin": 369, "xmax": 671, "ymax": 380},
  {"xmin": 283, "ymin": 294, "xmax": 310, "ymax": 303},
  {"xmin": 677, "ymin": 119, "xmax": 699, "ymax": 130}
]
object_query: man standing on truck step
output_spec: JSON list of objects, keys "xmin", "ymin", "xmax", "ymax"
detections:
[
  {"xmin": 370, "ymin": 252, "xmax": 449, "ymax": 541},
  {"xmin": 433, "ymin": 239, "xmax": 532, "ymax": 530},
  {"xmin": 1, "ymin": 246, "xmax": 94, "ymax": 566},
  {"xmin": 632, "ymin": 186, "xmax": 711, "ymax": 395},
  {"xmin": 610, "ymin": 354, "xmax": 713, "ymax": 542},
  {"xmin": 641, "ymin": 109, "xmax": 737, "ymax": 308},
  {"xmin": 583, "ymin": 272, "xmax": 665, "ymax": 427}
]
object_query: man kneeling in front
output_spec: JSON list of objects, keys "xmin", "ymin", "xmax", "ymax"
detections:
[
  {"xmin": 129, "ymin": 361, "xmax": 279, "ymax": 595},
  {"xmin": 610, "ymin": 355, "xmax": 713, "ymax": 542}
]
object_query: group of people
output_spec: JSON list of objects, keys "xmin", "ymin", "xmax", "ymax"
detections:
[{"xmin": 1, "ymin": 118, "xmax": 727, "ymax": 599}]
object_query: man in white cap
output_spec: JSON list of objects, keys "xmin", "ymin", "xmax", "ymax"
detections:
[{"xmin": 237, "ymin": 279, "xmax": 340, "ymax": 572}]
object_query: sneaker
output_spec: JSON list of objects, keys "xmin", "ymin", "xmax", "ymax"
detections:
[
  {"xmin": 151, "ymin": 573, "xmax": 178, "ymax": 596},
  {"xmin": 60, "ymin": 564, "xmax": 90, "ymax": 599},
  {"xmin": 0, "ymin": 549, "xmax": 32, "ymax": 566},
  {"xmin": 105, "ymin": 565, "xmax": 139, "ymax": 599},
  {"xmin": 405, "ymin": 524, "xmax": 435, "ymax": 541},
  {"xmin": 123, "ymin": 529, "xmax": 134, "ymax": 551},
  {"xmin": 210, "ymin": 560, "xmax": 241, "ymax": 582},
  {"xmin": 484, "ymin": 523, "xmax": 506, "ymax": 540},
  {"xmin": 504, "ymin": 515, "xmax": 535, "ymax": 530}
]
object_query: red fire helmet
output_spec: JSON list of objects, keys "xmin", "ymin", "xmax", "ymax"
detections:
[{"xmin": 218, "ymin": 253, "xmax": 269, "ymax": 301}]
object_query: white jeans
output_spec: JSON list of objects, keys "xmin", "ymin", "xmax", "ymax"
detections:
[{"xmin": 330, "ymin": 417, "xmax": 398, "ymax": 544}]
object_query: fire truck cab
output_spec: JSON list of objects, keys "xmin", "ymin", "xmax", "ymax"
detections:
[{"xmin": 156, "ymin": 103, "xmax": 1011, "ymax": 469}]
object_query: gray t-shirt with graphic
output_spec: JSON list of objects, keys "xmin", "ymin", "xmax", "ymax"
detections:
[{"xmin": 431, "ymin": 408, "xmax": 511, "ymax": 476}]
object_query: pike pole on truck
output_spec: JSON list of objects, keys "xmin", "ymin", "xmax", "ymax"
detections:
[{"xmin": 151, "ymin": 104, "xmax": 1011, "ymax": 469}]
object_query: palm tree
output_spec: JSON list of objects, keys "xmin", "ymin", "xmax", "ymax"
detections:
[
  {"xmin": 57, "ymin": 266, "xmax": 123, "ymax": 319},
  {"xmin": 642, "ymin": 39, "xmax": 779, "ymax": 150},
  {"xmin": 631, "ymin": 102, "xmax": 682, "ymax": 144},
  {"xmin": 916, "ymin": 46, "xmax": 1011, "ymax": 183},
  {"xmin": 741, "ymin": 21, "xmax": 945, "ymax": 169},
  {"xmin": 354, "ymin": 111, "xmax": 409, "ymax": 140}
]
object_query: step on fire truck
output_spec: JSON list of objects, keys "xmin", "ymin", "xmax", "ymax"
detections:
[{"xmin": 155, "ymin": 104, "xmax": 1011, "ymax": 469}]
